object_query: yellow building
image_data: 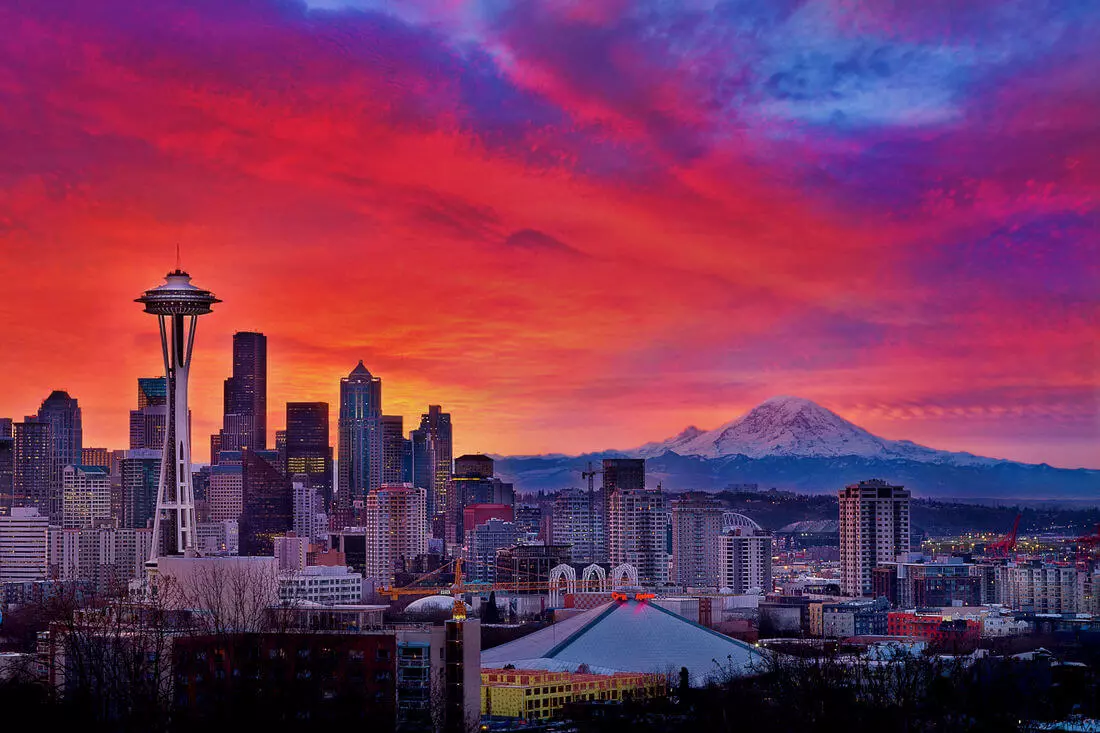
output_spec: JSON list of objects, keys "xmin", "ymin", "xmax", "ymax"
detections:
[{"xmin": 481, "ymin": 668, "xmax": 665, "ymax": 720}]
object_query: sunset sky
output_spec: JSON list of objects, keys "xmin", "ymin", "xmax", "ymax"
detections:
[{"xmin": 0, "ymin": 0, "xmax": 1096, "ymax": 467}]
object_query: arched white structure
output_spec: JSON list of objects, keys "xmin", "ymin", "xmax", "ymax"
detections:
[
  {"xmin": 722, "ymin": 512, "xmax": 763, "ymax": 533},
  {"xmin": 611, "ymin": 563, "xmax": 638, "ymax": 589},
  {"xmin": 581, "ymin": 564, "xmax": 607, "ymax": 591},
  {"xmin": 548, "ymin": 563, "xmax": 577, "ymax": 606}
]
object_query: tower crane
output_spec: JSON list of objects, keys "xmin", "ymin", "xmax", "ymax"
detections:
[{"xmin": 987, "ymin": 513, "xmax": 1022, "ymax": 558}]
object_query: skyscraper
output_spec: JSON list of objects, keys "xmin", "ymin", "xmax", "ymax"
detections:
[
  {"xmin": 12, "ymin": 421, "xmax": 52, "ymax": 517},
  {"xmin": 608, "ymin": 486, "xmax": 668, "ymax": 588},
  {"xmin": 119, "ymin": 449, "xmax": 161, "ymax": 530},
  {"xmin": 136, "ymin": 267, "xmax": 220, "ymax": 561},
  {"xmin": 130, "ymin": 377, "xmax": 168, "ymax": 450},
  {"xmin": 381, "ymin": 415, "xmax": 410, "ymax": 485},
  {"xmin": 415, "ymin": 405, "xmax": 452, "ymax": 538},
  {"xmin": 337, "ymin": 361, "xmax": 382, "ymax": 525},
  {"xmin": 31, "ymin": 390, "xmax": 82, "ymax": 520},
  {"xmin": 365, "ymin": 484, "xmax": 427, "ymax": 587},
  {"xmin": 670, "ymin": 492, "xmax": 724, "ymax": 589},
  {"xmin": 219, "ymin": 332, "xmax": 267, "ymax": 452},
  {"xmin": 286, "ymin": 402, "xmax": 333, "ymax": 507},
  {"xmin": 240, "ymin": 449, "xmax": 292, "ymax": 556},
  {"xmin": 839, "ymin": 479, "xmax": 911, "ymax": 597}
]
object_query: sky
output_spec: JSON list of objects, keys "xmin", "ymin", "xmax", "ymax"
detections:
[{"xmin": 0, "ymin": 0, "xmax": 1096, "ymax": 468}]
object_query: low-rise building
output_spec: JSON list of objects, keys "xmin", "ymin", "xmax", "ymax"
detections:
[
  {"xmin": 279, "ymin": 564, "xmax": 363, "ymax": 605},
  {"xmin": 481, "ymin": 668, "xmax": 664, "ymax": 721},
  {"xmin": 822, "ymin": 597, "xmax": 890, "ymax": 638}
]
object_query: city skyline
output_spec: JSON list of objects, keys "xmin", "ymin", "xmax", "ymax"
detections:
[{"xmin": 0, "ymin": 1, "xmax": 1096, "ymax": 468}]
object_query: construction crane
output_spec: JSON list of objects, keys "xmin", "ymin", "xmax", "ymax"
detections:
[
  {"xmin": 986, "ymin": 513, "xmax": 1022, "ymax": 558},
  {"xmin": 1069, "ymin": 523, "xmax": 1100, "ymax": 566}
]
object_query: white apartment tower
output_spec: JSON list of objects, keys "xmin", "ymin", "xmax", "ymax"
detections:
[
  {"xmin": 365, "ymin": 484, "xmax": 427, "ymax": 587},
  {"xmin": 718, "ymin": 513, "xmax": 773, "ymax": 594},
  {"xmin": 62, "ymin": 465, "xmax": 112, "ymax": 529},
  {"xmin": 608, "ymin": 487, "xmax": 668, "ymax": 587},
  {"xmin": 670, "ymin": 493, "xmax": 724, "ymax": 588},
  {"xmin": 0, "ymin": 507, "xmax": 49, "ymax": 582},
  {"xmin": 551, "ymin": 488, "xmax": 599, "ymax": 564},
  {"xmin": 839, "ymin": 479, "xmax": 911, "ymax": 596}
]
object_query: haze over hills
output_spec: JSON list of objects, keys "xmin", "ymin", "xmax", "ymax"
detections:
[{"xmin": 494, "ymin": 396, "xmax": 1100, "ymax": 501}]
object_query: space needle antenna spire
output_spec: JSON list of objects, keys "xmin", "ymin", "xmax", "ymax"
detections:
[{"xmin": 136, "ymin": 263, "xmax": 220, "ymax": 575}]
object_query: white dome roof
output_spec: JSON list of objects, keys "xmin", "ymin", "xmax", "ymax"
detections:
[{"xmin": 406, "ymin": 595, "xmax": 471, "ymax": 614}]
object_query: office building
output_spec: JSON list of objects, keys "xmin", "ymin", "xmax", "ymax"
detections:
[
  {"xmin": 80, "ymin": 448, "xmax": 110, "ymax": 469},
  {"xmin": 61, "ymin": 465, "xmax": 111, "ymax": 529},
  {"xmin": 278, "ymin": 565, "xmax": 363, "ymax": 605},
  {"xmin": 218, "ymin": 331, "xmax": 267, "ymax": 452},
  {"xmin": 118, "ymin": 449, "xmax": 160, "ymax": 529},
  {"xmin": 890, "ymin": 557, "xmax": 983, "ymax": 607},
  {"xmin": 465, "ymin": 518, "xmax": 523, "ymax": 584},
  {"xmin": 129, "ymin": 377, "xmax": 168, "ymax": 450},
  {"xmin": 364, "ymin": 484, "xmax": 427, "ymax": 587},
  {"xmin": 608, "ymin": 487, "xmax": 668, "ymax": 587},
  {"xmin": 274, "ymin": 429, "xmax": 287, "ymax": 473},
  {"xmin": 337, "ymin": 361, "xmax": 383, "ymax": 525},
  {"xmin": 446, "ymin": 455, "xmax": 513, "ymax": 547},
  {"xmin": 195, "ymin": 519, "xmax": 238, "ymax": 555},
  {"xmin": 0, "ymin": 508, "xmax": 49, "ymax": 582},
  {"xmin": 412, "ymin": 405, "xmax": 452, "ymax": 536},
  {"xmin": 718, "ymin": 514, "xmax": 773, "ymax": 594},
  {"xmin": 240, "ymin": 449, "xmax": 292, "ymax": 556},
  {"xmin": 32, "ymin": 390, "xmax": 83, "ymax": 516},
  {"xmin": 13, "ymin": 421, "xmax": 53, "ymax": 518},
  {"xmin": 0, "ymin": 431, "xmax": 13, "ymax": 511},
  {"xmin": 821, "ymin": 597, "xmax": 890, "ymax": 638},
  {"xmin": 839, "ymin": 479, "xmax": 910, "ymax": 596},
  {"xmin": 552, "ymin": 488, "xmax": 600, "ymax": 564},
  {"xmin": 670, "ymin": 492, "xmax": 724, "ymax": 588},
  {"xmin": 137, "ymin": 267, "xmax": 220, "ymax": 560},
  {"xmin": 381, "ymin": 415, "xmax": 410, "ymax": 485},
  {"xmin": 285, "ymin": 402, "xmax": 333, "ymax": 507},
  {"xmin": 208, "ymin": 457, "xmax": 244, "ymax": 523}
]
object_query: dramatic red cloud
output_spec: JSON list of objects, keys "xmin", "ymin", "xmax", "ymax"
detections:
[{"xmin": 0, "ymin": 0, "xmax": 1096, "ymax": 467}]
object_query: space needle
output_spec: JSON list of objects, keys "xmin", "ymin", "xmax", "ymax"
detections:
[{"xmin": 137, "ymin": 261, "xmax": 220, "ymax": 568}]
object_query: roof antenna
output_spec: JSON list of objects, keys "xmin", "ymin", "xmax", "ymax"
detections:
[{"xmin": 176, "ymin": 242, "xmax": 182, "ymax": 271}]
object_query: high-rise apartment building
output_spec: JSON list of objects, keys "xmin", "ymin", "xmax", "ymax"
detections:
[
  {"xmin": 551, "ymin": 488, "xmax": 600, "ymax": 564},
  {"xmin": 608, "ymin": 487, "xmax": 668, "ymax": 587},
  {"xmin": 240, "ymin": 449, "xmax": 292, "ymax": 556},
  {"xmin": 600, "ymin": 458, "xmax": 644, "ymax": 561},
  {"xmin": 995, "ymin": 563, "xmax": 1087, "ymax": 614},
  {"xmin": 219, "ymin": 332, "xmax": 267, "ymax": 452},
  {"xmin": 670, "ymin": 493, "xmax": 724, "ymax": 589},
  {"xmin": 337, "ymin": 361, "xmax": 383, "ymax": 525},
  {"xmin": 13, "ymin": 420, "xmax": 52, "ymax": 517},
  {"xmin": 0, "ymin": 507, "xmax": 49, "ymax": 582},
  {"xmin": 717, "ymin": 514, "xmax": 773, "ymax": 594},
  {"xmin": 62, "ymin": 465, "xmax": 111, "ymax": 529},
  {"xmin": 381, "ymin": 415, "xmax": 410, "ymax": 485},
  {"xmin": 839, "ymin": 479, "xmax": 911, "ymax": 596},
  {"xmin": 413, "ymin": 405, "xmax": 452, "ymax": 537},
  {"xmin": 49, "ymin": 525, "xmax": 152, "ymax": 590},
  {"xmin": 286, "ymin": 402, "xmax": 333, "ymax": 508},
  {"xmin": 365, "ymin": 484, "xmax": 427, "ymax": 587},
  {"xmin": 0, "ymin": 418, "xmax": 11, "ymax": 439}
]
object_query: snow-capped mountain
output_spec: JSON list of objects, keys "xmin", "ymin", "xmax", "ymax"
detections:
[{"xmin": 636, "ymin": 396, "xmax": 999, "ymax": 466}]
